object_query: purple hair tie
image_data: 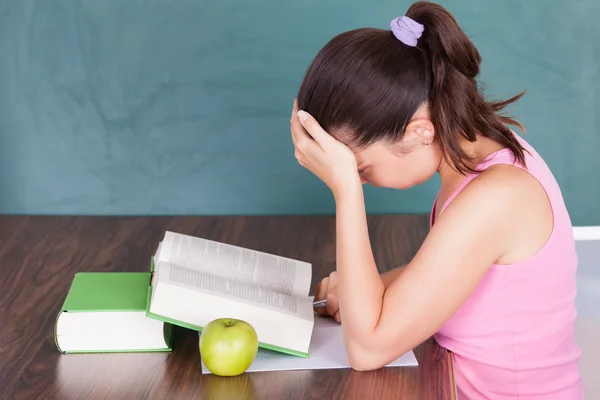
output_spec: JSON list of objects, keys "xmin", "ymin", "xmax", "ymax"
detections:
[{"xmin": 390, "ymin": 16, "xmax": 424, "ymax": 47}]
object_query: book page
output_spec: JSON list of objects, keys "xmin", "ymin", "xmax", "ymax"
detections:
[
  {"xmin": 157, "ymin": 231, "xmax": 311, "ymax": 297},
  {"xmin": 156, "ymin": 262, "xmax": 313, "ymax": 321},
  {"xmin": 154, "ymin": 241, "xmax": 162, "ymax": 263}
]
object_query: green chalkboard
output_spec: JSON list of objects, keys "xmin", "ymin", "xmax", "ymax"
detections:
[{"xmin": 0, "ymin": 0, "xmax": 598, "ymax": 225}]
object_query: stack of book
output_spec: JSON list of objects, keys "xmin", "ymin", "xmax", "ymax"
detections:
[{"xmin": 55, "ymin": 231, "xmax": 315, "ymax": 358}]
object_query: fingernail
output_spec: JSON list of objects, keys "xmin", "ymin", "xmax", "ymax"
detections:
[{"xmin": 297, "ymin": 110, "xmax": 309, "ymax": 123}]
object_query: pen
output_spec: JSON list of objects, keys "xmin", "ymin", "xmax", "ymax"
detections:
[{"xmin": 313, "ymin": 299, "xmax": 327, "ymax": 308}]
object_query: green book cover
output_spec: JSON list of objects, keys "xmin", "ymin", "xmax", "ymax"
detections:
[
  {"xmin": 55, "ymin": 272, "xmax": 174, "ymax": 354},
  {"xmin": 62, "ymin": 272, "xmax": 151, "ymax": 312}
]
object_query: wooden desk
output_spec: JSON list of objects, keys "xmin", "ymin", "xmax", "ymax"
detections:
[{"xmin": 0, "ymin": 215, "xmax": 455, "ymax": 399}]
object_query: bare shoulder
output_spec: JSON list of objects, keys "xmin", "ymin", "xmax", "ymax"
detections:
[
  {"xmin": 418, "ymin": 162, "xmax": 551, "ymax": 276},
  {"xmin": 475, "ymin": 163, "xmax": 550, "ymax": 213},
  {"xmin": 460, "ymin": 163, "xmax": 553, "ymax": 263},
  {"xmin": 478, "ymin": 163, "xmax": 542, "ymax": 188},
  {"xmin": 443, "ymin": 163, "xmax": 544, "ymax": 218}
]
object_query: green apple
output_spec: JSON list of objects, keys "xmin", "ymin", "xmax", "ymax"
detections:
[{"xmin": 199, "ymin": 318, "xmax": 258, "ymax": 376}]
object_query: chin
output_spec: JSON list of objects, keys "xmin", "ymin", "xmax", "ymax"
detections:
[
  {"xmin": 402, "ymin": 173, "xmax": 435, "ymax": 189},
  {"xmin": 376, "ymin": 182, "xmax": 412, "ymax": 190},
  {"xmin": 368, "ymin": 178, "xmax": 419, "ymax": 190},
  {"xmin": 388, "ymin": 180, "xmax": 419, "ymax": 190},
  {"xmin": 396, "ymin": 184, "xmax": 416, "ymax": 190}
]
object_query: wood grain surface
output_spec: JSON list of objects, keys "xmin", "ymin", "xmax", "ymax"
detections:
[{"xmin": 0, "ymin": 215, "xmax": 455, "ymax": 400}]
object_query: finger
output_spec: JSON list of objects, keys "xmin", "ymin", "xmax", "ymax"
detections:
[
  {"xmin": 314, "ymin": 278, "xmax": 329, "ymax": 315},
  {"xmin": 290, "ymin": 99, "xmax": 307, "ymax": 144},
  {"xmin": 326, "ymin": 272, "xmax": 339, "ymax": 318},
  {"xmin": 291, "ymin": 114, "xmax": 311, "ymax": 149},
  {"xmin": 290, "ymin": 99, "xmax": 300, "ymax": 142},
  {"xmin": 293, "ymin": 128, "xmax": 319, "ymax": 158},
  {"xmin": 329, "ymin": 271, "xmax": 338, "ymax": 284},
  {"xmin": 291, "ymin": 119, "xmax": 310, "ymax": 143},
  {"xmin": 296, "ymin": 110, "xmax": 335, "ymax": 147},
  {"xmin": 315, "ymin": 277, "xmax": 328, "ymax": 300},
  {"xmin": 325, "ymin": 282, "xmax": 339, "ymax": 318},
  {"xmin": 334, "ymin": 310, "xmax": 341, "ymax": 324}
]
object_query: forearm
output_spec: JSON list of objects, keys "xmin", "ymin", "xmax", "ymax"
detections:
[{"xmin": 334, "ymin": 184, "xmax": 385, "ymax": 343}]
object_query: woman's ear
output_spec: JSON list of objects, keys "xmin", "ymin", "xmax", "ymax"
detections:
[{"xmin": 405, "ymin": 118, "xmax": 435, "ymax": 145}]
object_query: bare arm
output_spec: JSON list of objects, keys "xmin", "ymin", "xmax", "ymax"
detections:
[
  {"xmin": 333, "ymin": 168, "xmax": 535, "ymax": 371},
  {"xmin": 380, "ymin": 266, "xmax": 406, "ymax": 288}
]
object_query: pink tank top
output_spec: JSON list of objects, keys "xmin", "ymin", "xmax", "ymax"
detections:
[{"xmin": 430, "ymin": 134, "xmax": 584, "ymax": 399}]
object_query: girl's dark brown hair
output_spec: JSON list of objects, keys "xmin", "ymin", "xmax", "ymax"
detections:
[{"xmin": 297, "ymin": 1, "xmax": 526, "ymax": 174}]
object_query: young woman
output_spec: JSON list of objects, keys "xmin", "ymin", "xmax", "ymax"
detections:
[{"xmin": 290, "ymin": 2, "xmax": 583, "ymax": 399}]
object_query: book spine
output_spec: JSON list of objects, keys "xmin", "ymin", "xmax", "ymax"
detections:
[{"xmin": 54, "ymin": 310, "xmax": 67, "ymax": 354}]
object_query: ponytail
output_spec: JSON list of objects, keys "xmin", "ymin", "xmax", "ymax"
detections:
[{"xmin": 406, "ymin": 1, "xmax": 526, "ymax": 173}]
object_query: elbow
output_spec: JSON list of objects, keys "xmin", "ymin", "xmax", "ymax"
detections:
[
  {"xmin": 349, "ymin": 359, "xmax": 380, "ymax": 372},
  {"xmin": 346, "ymin": 341, "xmax": 386, "ymax": 372}
]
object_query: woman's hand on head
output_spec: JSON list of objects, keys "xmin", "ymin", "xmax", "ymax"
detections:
[
  {"xmin": 290, "ymin": 99, "xmax": 361, "ymax": 198},
  {"xmin": 314, "ymin": 271, "xmax": 341, "ymax": 323}
]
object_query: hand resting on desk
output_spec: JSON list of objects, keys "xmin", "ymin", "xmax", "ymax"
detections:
[{"xmin": 314, "ymin": 271, "xmax": 341, "ymax": 322}]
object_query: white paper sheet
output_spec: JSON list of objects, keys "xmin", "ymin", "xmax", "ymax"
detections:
[{"xmin": 200, "ymin": 315, "xmax": 418, "ymax": 373}]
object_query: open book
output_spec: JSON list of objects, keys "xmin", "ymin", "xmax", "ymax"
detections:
[{"xmin": 146, "ymin": 231, "xmax": 315, "ymax": 357}]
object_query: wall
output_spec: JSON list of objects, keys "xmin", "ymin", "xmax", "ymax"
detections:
[{"xmin": 0, "ymin": 0, "xmax": 598, "ymax": 224}]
